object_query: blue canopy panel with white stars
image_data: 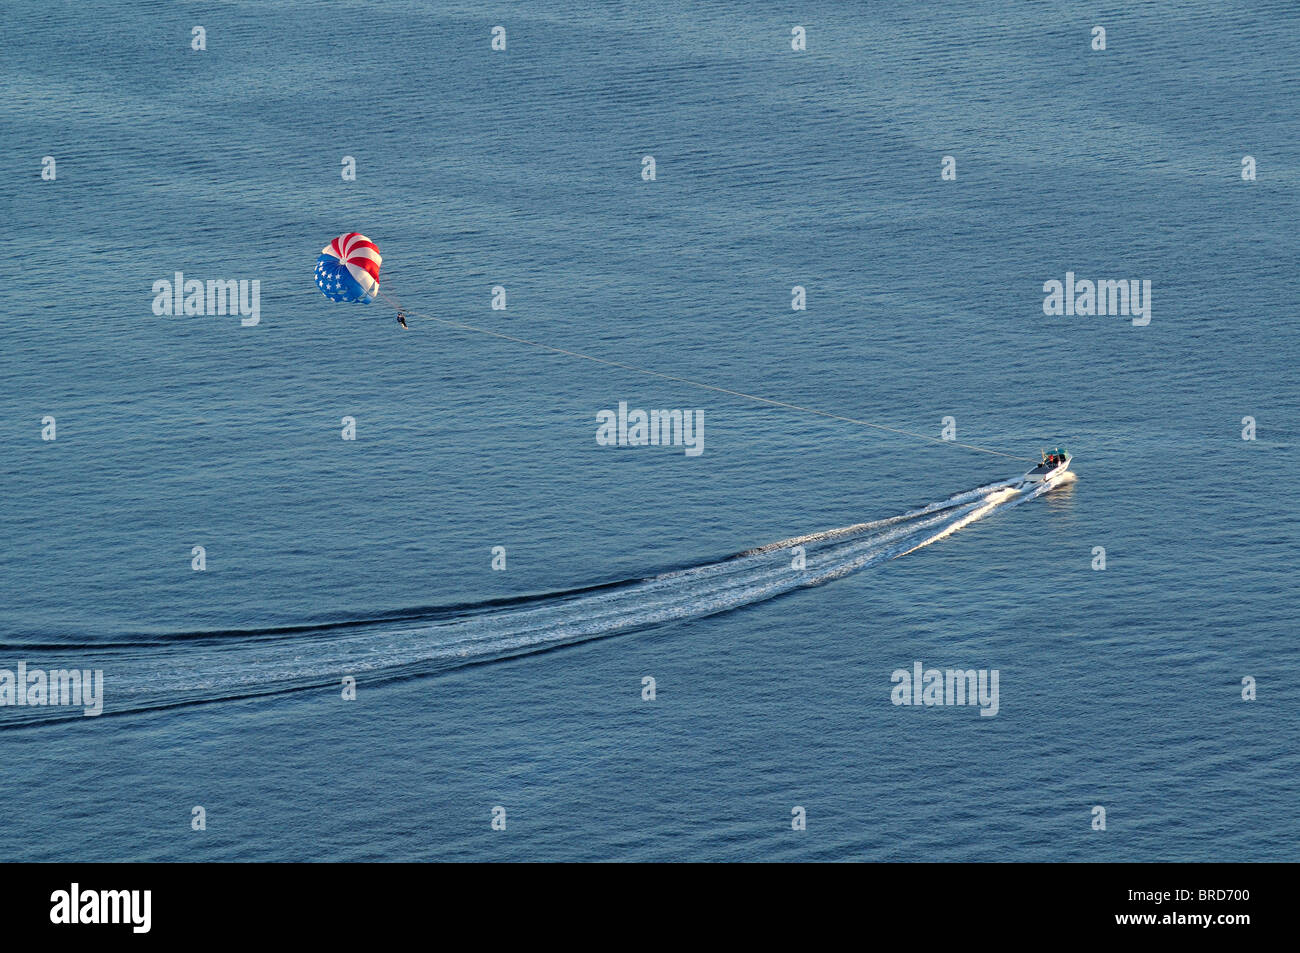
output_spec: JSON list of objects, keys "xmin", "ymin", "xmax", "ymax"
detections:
[{"xmin": 315, "ymin": 255, "xmax": 375, "ymax": 302}]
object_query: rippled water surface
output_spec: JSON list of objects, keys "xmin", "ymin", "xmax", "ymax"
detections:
[{"xmin": 1, "ymin": 1, "xmax": 1296, "ymax": 861}]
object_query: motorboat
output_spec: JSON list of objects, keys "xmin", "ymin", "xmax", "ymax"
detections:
[{"xmin": 1022, "ymin": 448, "xmax": 1071, "ymax": 484}]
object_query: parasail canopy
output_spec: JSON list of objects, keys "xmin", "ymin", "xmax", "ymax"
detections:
[{"xmin": 315, "ymin": 233, "xmax": 381, "ymax": 302}]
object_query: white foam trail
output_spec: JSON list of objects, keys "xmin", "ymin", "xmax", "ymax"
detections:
[
  {"xmin": 3, "ymin": 476, "xmax": 1060, "ymax": 722},
  {"xmin": 894, "ymin": 485, "xmax": 1021, "ymax": 557}
]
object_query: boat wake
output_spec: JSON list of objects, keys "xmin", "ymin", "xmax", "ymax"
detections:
[{"xmin": 1, "ymin": 474, "xmax": 1065, "ymax": 727}]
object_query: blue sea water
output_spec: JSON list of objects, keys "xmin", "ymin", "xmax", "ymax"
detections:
[{"xmin": 1, "ymin": 0, "xmax": 1297, "ymax": 861}]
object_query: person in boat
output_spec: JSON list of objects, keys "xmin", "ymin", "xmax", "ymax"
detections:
[{"xmin": 396, "ymin": 310, "xmax": 408, "ymax": 329}]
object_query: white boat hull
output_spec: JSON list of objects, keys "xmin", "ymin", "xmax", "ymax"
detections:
[{"xmin": 1021, "ymin": 460, "xmax": 1071, "ymax": 484}]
